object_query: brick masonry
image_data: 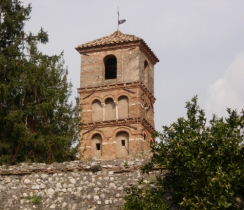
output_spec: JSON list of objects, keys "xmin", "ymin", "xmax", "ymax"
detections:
[{"xmin": 77, "ymin": 32, "xmax": 159, "ymax": 160}]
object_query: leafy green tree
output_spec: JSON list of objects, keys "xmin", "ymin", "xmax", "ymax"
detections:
[
  {"xmin": 123, "ymin": 96, "xmax": 244, "ymax": 210},
  {"xmin": 123, "ymin": 181, "xmax": 169, "ymax": 210},
  {"xmin": 0, "ymin": 0, "xmax": 81, "ymax": 164}
]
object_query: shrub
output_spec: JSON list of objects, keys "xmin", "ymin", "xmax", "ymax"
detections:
[
  {"xmin": 91, "ymin": 164, "xmax": 102, "ymax": 173},
  {"xmin": 123, "ymin": 96, "xmax": 244, "ymax": 209}
]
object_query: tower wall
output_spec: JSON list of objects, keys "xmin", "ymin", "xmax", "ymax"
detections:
[
  {"xmin": 77, "ymin": 31, "xmax": 158, "ymax": 160},
  {"xmin": 80, "ymin": 47, "xmax": 155, "ymax": 93},
  {"xmin": 79, "ymin": 83, "xmax": 155, "ymax": 160}
]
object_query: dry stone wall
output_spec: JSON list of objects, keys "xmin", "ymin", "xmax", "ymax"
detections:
[{"xmin": 0, "ymin": 159, "xmax": 157, "ymax": 210}]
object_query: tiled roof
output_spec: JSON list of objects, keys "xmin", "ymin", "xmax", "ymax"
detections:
[
  {"xmin": 77, "ymin": 30, "xmax": 141, "ymax": 48},
  {"xmin": 76, "ymin": 30, "xmax": 159, "ymax": 64}
]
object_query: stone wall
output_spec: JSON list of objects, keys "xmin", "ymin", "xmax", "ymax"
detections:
[{"xmin": 0, "ymin": 159, "xmax": 158, "ymax": 210}]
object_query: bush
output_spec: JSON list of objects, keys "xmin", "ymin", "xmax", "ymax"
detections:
[
  {"xmin": 123, "ymin": 96, "xmax": 244, "ymax": 210},
  {"xmin": 91, "ymin": 164, "xmax": 102, "ymax": 173},
  {"xmin": 123, "ymin": 179, "xmax": 169, "ymax": 210}
]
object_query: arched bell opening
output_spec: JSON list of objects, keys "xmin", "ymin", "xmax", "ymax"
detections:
[
  {"xmin": 116, "ymin": 131, "xmax": 129, "ymax": 157},
  {"xmin": 91, "ymin": 134, "xmax": 102, "ymax": 158},
  {"xmin": 118, "ymin": 95, "xmax": 129, "ymax": 119},
  {"xmin": 105, "ymin": 98, "xmax": 116, "ymax": 121},
  {"xmin": 104, "ymin": 55, "xmax": 117, "ymax": 80},
  {"xmin": 92, "ymin": 99, "xmax": 103, "ymax": 122}
]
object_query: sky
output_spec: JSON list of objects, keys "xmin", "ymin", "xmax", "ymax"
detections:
[{"xmin": 21, "ymin": 0, "xmax": 244, "ymax": 131}]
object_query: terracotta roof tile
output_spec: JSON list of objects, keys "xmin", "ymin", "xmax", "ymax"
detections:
[
  {"xmin": 77, "ymin": 31, "xmax": 141, "ymax": 49},
  {"xmin": 76, "ymin": 30, "xmax": 159, "ymax": 64}
]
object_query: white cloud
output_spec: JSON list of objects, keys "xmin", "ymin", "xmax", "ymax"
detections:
[{"xmin": 206, "ymin": 52, "xmax": 244, "ymax": 119}]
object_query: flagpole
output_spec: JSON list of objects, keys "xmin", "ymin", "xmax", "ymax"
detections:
[
  {"xmin": 117, "ymin": 7, "xmax": 119, "ymax": 31},
  {"xmin": 117, "ymin": 8, "xmax": 126, "ymax": 31}
]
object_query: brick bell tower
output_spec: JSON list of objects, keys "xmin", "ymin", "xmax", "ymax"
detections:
[{"xmin": 76, "ymin": 31, "xmax": 159, "ymax": 160}]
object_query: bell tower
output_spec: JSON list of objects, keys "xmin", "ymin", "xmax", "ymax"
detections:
[{"xmin": 76, "ymin": 31, "xmax": 159, "ymax": 160}]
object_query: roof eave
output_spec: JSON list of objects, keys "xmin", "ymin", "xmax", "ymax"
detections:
[{"xmin": 76, "ymin": 41, "xmax": 159, "ymax": 65}]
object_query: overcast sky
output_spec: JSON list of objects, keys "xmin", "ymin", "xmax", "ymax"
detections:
[{"xmin": 22, "ymin": 0, "xmax": 244, "ymax": 131}]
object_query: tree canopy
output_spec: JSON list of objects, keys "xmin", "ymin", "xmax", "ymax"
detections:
[
  {"xmin": 123, "ymin": 96, "xmax": 244, "ymax": 210},
  {"xmin": 0, "ymin": 0, "xmax": 81, "ymax": 164}
]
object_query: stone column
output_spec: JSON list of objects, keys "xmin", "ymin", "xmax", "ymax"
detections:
[
  {"xmin": 101, "ymin": 103, "xmax": 105, "ymax": 121},
  {"xmin": 114, "ymin": 101, "xmax": 118, "ymax": 120}
]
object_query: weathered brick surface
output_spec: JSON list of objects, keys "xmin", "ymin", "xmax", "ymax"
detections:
[
  {"xmin": 77, "ymin": 33, "xmax": 158, "ymax": 160},
  {"xmin": 80, "ymin": 47, "xmax": 155, "ymax": 94}
]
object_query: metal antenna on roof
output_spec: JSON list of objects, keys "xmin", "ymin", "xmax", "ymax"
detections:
[{"xmin": 117, "ymin": 7, "xmax": 126, "ymax": 31}]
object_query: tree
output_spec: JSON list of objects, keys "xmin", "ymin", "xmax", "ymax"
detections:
[
  {"xmin": 123, "ymin": 96, "xmax": 244, "ymax": 210},
  {"xmin": 0, "ymin": 0, "xmax": 81, "ymax": 164}
]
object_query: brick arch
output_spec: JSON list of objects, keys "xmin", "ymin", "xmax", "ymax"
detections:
[
  {"xmin": 118, "ymin": 95, "xmax": 129, "ymax": 119},
  {"xmin": 111, "ymin": 127, "xmax": 132, "ymax": 140},
  {"xmin": 144, "ymin": 101, "xmax": 150, "ymax": 120},
  {"xmin": 103, "ymin": 94, "xmax": 115, "ymax": 102},
  {"xmin": 88, "ymin": 96, "xmax": 103, "ymax": 107},
  {"xmin": 91, "ymin": 99, "xmax": 103, "ymax": 122},
  {"xmin": 91, "ymin": 133, "xmax": 103, "ymax": 158},
  {"xmin": 86, "ymin": 130, "xmax": 106, "ymax": 145},
  {"xmin": 140, "ymin": 130, "xmax": 151, "ymax": 152},
  {"xmin": 105, "ymin": 97, "xmax": 116, "ymax": 121},
  {"xmin": 116, "ymin": 92, "xmax": 131, "ymax": 101},
  {"xmin": 143, "ymin": 132, "xmax": 147, "ymax": 141},
  {"xmin": 116, "ymin": 131, "xmax": 129, "ymax": 157},
  {"xmin": 104, "ymin": 54, "xmax": 117, "ymax": 80}
]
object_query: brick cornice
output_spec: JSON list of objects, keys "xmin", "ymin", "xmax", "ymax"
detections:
[
  {"xmin": 78, "ymin": 81, "xmax": 156, "ymax": 105},
  {"xmin": 77, "ymin": 42, "xmax": 158, "ymax": 65},
  {"xmin": 75, "ymin": 30, "xmax": 159, "ymax": 65},
  {"xmin": 81, "ymin": 118, "xmax": 155, "ymax": 134}
]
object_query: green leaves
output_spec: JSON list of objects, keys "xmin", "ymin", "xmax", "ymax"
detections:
[
  {"xmin": 0, "ymin": 0, "xmax": 81, "ymax": 164},
  {"xmin": 123, "ymin": 181, "xmax": 169, "ymax": 210},
  {"xmin": 123, "ymin": 96, "xmax": 244, "ymax": 209}
]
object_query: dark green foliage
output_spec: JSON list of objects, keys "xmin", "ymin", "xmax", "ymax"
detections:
[
  {"xmin": 123, "ymin": 179, "xmax": 169, "ymax": 210},
  {"xmin": 32, "ymin": 195, "xmax": 41, "ymax": 205},
  {"xmin": 123, "ymin": 96, "xmax": 244, "ymax": 210},
  {"xmin": 0, "ymin": 0, "xmax": 81, "ymax": 164},
  {"xmin": 91, "ymin": 164, "xmax": 102, "ymax": 173}
]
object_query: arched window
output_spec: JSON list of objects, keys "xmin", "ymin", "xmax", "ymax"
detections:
[
  {"xmin": 91, "ymin": 134, "xmax": 102, "ymax": 158},
  {"xmin": 118, "ymin": 96, "xmax": 129, "ymax": 119},
  {"xmin": 116, "ymin": 131, "xmax": 129, "ymax": 157},
  {"xmin": 92, "ymin": 100, "xmax": 103, "ymax": 122},
  {"xmin": 144, "ymin": 60, "xmax": 149, "ymax": 87},
  {"xmin": 147, "ymin": 105, "xmax": 151, "ymax": 120},
  {"xmin": 104, "ymin": 55, "xmax": 117, "ymax": 80},
  {"xmin": 145, "ymin": 102, "xmax": 150, "ymax": 120},
  {"xmin": 105, "ymin": 98, "xmax": 116, "ymax": 121}
]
